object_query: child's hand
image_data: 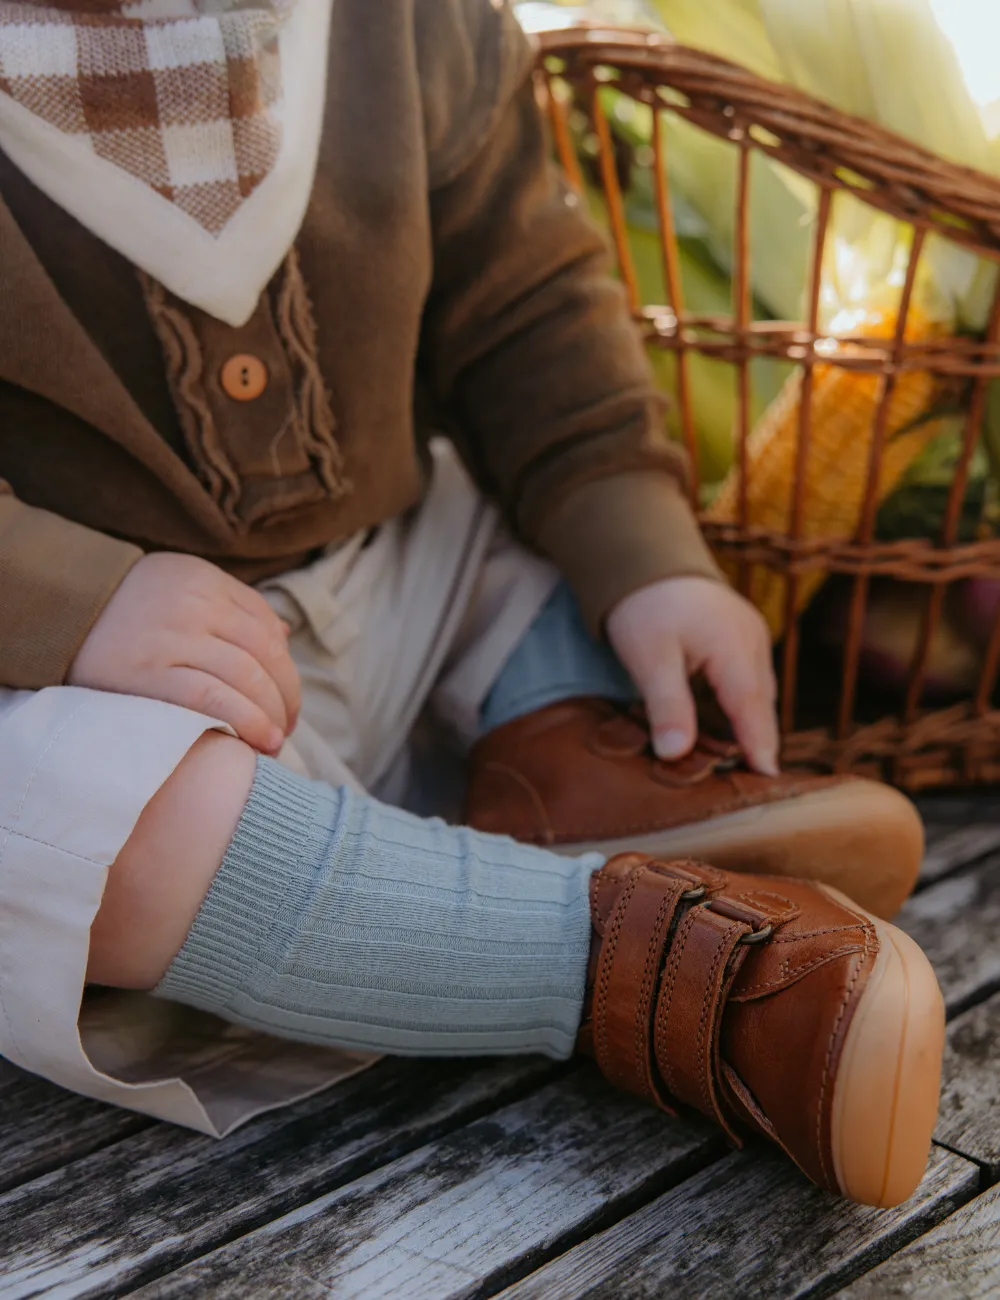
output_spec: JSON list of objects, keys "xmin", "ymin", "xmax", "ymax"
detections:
[
  {"xmin": 68, "ymin": 552, "xmax": 301, "ymax": 756},
  {"xmin": 607, "ymin": 576, "xmax": 779, "ymax": 776}
]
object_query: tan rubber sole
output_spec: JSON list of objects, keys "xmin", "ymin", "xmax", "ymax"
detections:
[
  {"xmin": 560, "ymin": 781, "xmax": 924, "ymax": 919},
  {"xmin": 823, "ymin": 885, "xmax": 945, "ymax": 1208}
]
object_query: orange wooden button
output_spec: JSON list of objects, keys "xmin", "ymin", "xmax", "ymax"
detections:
[{"xmin": 220, "ymin": 353, "xmax": 269, "ymax": 401}]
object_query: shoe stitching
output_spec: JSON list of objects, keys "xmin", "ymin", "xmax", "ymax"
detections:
[
  {"xmin": 651, "ymin": 858, "xmax": 728, "ymax": 892},
  {"xmin": 588, "ymin": 871, "xmax": 600, "ymax": 924},
  {"xmin": 695, "ymin": 917, "xmax": 738, "ymax": 1124},
  {"xmin": 733, "ymin": 889, "xmax": 798, "ymax": 918},
  {"xmin": 768, "ymin": 925, "xmax": 866, "ymax": 943},
  {"xmin": 654, "ymin": 906, "xmax": 699, "ymax": 1099},
  {"xmin": 731, "ymin": 944, "xmax": 864, "ymax": 997},
  {"xmin": 595, "ymin": 865, "xmax": 644, "ymax": 1081},
  {"xmin": 635, "ymin": 887, "xmax": 679, "ymax": 1095},
  {"xmin": 827, "ymin": 896, "xmax": 881, "ymax": 962}
]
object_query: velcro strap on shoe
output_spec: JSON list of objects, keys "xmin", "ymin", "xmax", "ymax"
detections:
[
  {"xmin": 593, "ymin": 862, "xmax": 692, "ymax": 1105},
  {"xmin": 653, "ymin": 904, "xmax": 754, "ymax": 1143}
]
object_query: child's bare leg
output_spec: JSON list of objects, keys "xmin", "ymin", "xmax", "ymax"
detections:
[
  {"xmin": 86, "ymin": 740, "xmax": 596, "ymax": 1059},
  {"xmin": 87, "ymin": 732, "xmax": 256, "ymax": 990}
]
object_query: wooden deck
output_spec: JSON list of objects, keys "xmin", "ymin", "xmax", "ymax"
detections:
[{"xmin": 3, "ymin": 794, "xmax": 999, "ymax": 1299}]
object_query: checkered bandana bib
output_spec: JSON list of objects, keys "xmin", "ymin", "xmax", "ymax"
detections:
[
  {"xmin": 0, "ymin": 0, "xmax": 293, "ymax": 234},
  {"xmin": 0, "ymin": 0, "xmax": 334, "ymax": 323}
]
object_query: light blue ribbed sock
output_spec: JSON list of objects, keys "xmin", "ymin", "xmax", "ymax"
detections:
[
  {"xmin": 155, "ymin": 758, "xmax": 600, "ymax": 1058},
  {"xmin": 479, "ymin": 580, "xmax": 636, "ymax": 735}
]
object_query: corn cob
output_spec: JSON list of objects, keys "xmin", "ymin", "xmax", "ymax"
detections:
[{"xmin": 704, "ymin": 304, "xmax": 947, "ymax": 639}]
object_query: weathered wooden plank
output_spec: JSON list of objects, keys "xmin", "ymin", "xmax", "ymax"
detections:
[
  {"xmin": 0, "ymin": 1060, "xmax": 150, "ymax": 1196},
  {"xmin": 896, "ymin": 852, "xmax": 1000, "ymax": 1014},
  {"xmin": 916, "ymin": 794, "xmax": 1000, "ymax": 884},
  {"xmin": 920, "ymin": 824, "xmax": 1000, "ymax": 885},
  {"xmin": 935, "ymin": 989, "xmax": 1000, "ymax": 1176},
  {"xmin": 0, "ymin": 1057, "xmax": 556, "ymax": 1300},
  {"xmin": 838, "ymin": 1182, "xmax": 1000, "ymax": 1299},
  {"xmin": 496, "ymin": 1147, "xmax": 977, "ymax": 1300},
  {"xmin": 126, "ymin": 1072, "xmax": 721, "ymax": 1300}
]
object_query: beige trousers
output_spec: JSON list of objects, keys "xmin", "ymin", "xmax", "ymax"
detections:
[{"xmin": 0, "ymin": 442, "xmax": 557, "ymax": 1135}]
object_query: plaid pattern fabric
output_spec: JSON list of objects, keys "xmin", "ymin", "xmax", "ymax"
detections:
[{"xmin": 0, "ymin": 0, "xmax": 292, "ymax": 234}]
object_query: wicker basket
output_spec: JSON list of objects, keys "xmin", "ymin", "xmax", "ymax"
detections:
[{"xmin": 535, "ymin": 25, "xmax": 1000, "ymax": 792}]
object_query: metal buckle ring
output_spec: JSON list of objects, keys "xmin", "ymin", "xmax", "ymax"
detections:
[
  {"xmin": 680, "ymin": 885, "xmax": 708, "ymax": 902},
  {"xmin": 739, "ymin": 924, "xmax": 774, "ymax": 946}
]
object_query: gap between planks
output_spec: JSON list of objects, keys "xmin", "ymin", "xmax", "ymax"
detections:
[
  {"xmin": 121, "ymin": 1137, "xmax": 976, "ymax": 1300},
  {"xmin": 0, "ymin": 1057, "xmax": 562, "ymax": 1300},
  {"xmin": 935, "ymin": 987, "xmax": 1000, "ymax": 1179},
  {"xmin": 493, "ymin": 1147, "xmax": 977, "ymax": 1300},
  {"xmin": 918, "ymin": 818, "xmax": 1000, "ymax": 888},
  {"xmin": 122, "ymin": 1075, "xmax": 722, "ymax": 1300},
  {"xmin": 898, "ymin": 846, "xmax": 1000, "ymax": 1019},
  {"xmin": 835, "ymin": 1180, "xmax": 1000, "ymax": 1299},
  {"xmin": 0, "ymin": 1060, "xmax": 152, "ymax": 1197}
]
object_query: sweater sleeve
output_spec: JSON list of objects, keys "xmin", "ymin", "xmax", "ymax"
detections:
[
  {"xmin": 419, "ymin": 0, "xmax": 721, "ymax": 632},
  {"xmin": 0, "ymin": 482, "xmax": 142, "ymax": 689}
]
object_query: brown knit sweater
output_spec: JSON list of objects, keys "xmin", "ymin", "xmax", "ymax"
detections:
[{"xmin": 0, "ymin": 0, "xmax": 719, "ymax": 691}]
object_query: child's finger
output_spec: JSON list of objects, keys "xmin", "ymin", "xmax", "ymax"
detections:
[
  {"xmin": 191, "ymin": 639, "xmax": 290, "ymax": 736},
  {"xmin": 168, "ymin": 667, "xmax": 286, "ymax": 756},
  {"xmin": 637, "ymin": 640, "xmax": 698, "ymax": 761},
  {"xmin": 216, "ymin": 604, "xmax": 302, "ymax": 731},
  {"xmin": 707, "ymin": 650, "xmax": 779, "ymax": 776}
]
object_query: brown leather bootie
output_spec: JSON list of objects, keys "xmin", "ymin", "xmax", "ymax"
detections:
[
  {"xmin": 466, "ymin": 698, "xmax": 925, "ymax": 918},
  {"xmin": 578, "ymin": 853, "xmax": 944, "ymax": 1208}
]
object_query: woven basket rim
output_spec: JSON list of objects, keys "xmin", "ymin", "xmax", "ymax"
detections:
[{"xmin": 535, "ymin": 23, "xmax": 1000, "ymax": 258}]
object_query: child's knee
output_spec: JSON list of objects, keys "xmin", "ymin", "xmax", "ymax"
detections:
[{"xmin": 88, "ymin": 731, "xmax": 256, "ymax": 990}]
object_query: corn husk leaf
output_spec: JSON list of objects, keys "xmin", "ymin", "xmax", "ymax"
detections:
[{"xmin": 653, "ymin": 0, "xmax": 1000, "ymax": 330}]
